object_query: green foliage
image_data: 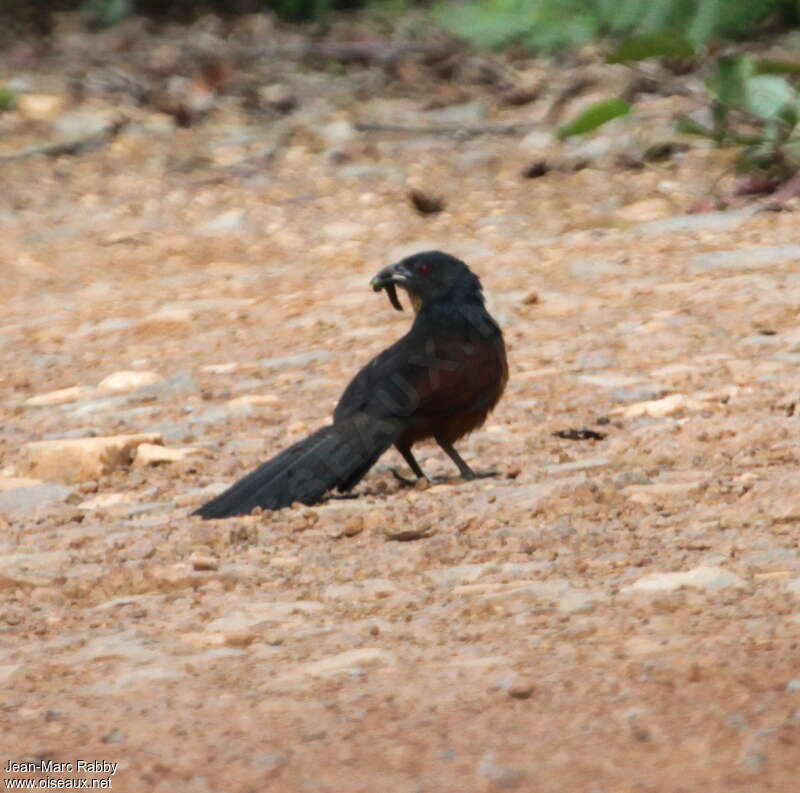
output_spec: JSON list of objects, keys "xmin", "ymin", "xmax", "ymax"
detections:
[
  {"xmin": 557, "ymin": 98, "xmax": 632, "ymax": 138},
  {"xmin": 555, "ymin": 21, "xmax": 800, "ymax": 183},
  {"xmin": 0, "ymin": 86, "xmax": 18, "ymax": 113},
  {"xmin": 79, "ymin": 0, "xmax": 370, "ymax": 25},
  {"xmin": 678, "ymin": 54, "xmax": 800, "ymax": 177},
  {"xmin": 608, "ymin": 33, "xmax": 694, "ymax": 63},
  {"xmin": 438, "ymin": 0, "xmax": 797, "ymax": 54},
  {"xmin": 81, "ymin": 0, "xmax": 133, "ymax": 28}
]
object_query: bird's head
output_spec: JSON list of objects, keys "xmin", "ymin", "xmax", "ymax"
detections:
[{"xmin": 370, "ymin": 251, "xmax": 482, "ymax": 314}]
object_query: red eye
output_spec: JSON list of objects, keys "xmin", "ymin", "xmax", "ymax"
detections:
[{"xmin": 417, "ymin": 263, "xmax": 431, "ymax": 274}]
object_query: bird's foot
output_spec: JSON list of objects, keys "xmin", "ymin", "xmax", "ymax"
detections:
[
  {"xmin": 460, "ymin": 469, "xmax": 499, "ymax": 481},
  {"xmin": 390, "ymin": 468, "xmax": 425, "ymax": 488}
]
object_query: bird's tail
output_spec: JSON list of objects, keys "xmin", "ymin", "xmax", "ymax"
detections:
[{"xmin": 193, "ymin": 413, "xmax": 402, "ymax": 519}]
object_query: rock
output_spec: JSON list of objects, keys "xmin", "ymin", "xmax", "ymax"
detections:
[
  {"xmin": 76, "ymin": 317, "xmax": 136, "ymax": 337},
  {"xmin": 22, "ymin": 433, "xmax": 163, "ymax": 483},
  {"xmin": 425, "ymin": 101, "xmax": 486, "ymax": 125},
  {"xmin": 613, "ymin": 384, "xmax": 669, "ymax": 404},
  {"xmin": 141, "ymin": 308, "xmax": 193, "ymax": 326},
  {"xmin": 197, "ymin": 210, "xmax": 248, "ymax": 236},
  {"xmin": 206, "ymin": 600, "xmax": 325, "ymax": 633},
  {"xmin": 298, "ymin": 648, "xmax": 396, "ymax": 678},
  {"xmin": 323, "ymin": 578, "xmax": 400, "ymax": 602},
  {"xmin": 133, "ymin": 444, "xmax": 202, "ymax": 467},
  {"xmin": 614, "ymin": 394, "xmax": 705, "ymax": 419},
  {"xmin": 0, "ymin": 551, "xmax": 71, "ymax": 589},
  {"xmin": 257, "ymin": 83, "xmax": 297, "ymax": 113},
  {"xmin": 577, "ymin": 373, "xmax": 643, "ymax": 389},
  {"xmin": 17, "ymin": 93, "xmax": 66, "ymax": 122},
  {"xmin": 54, "ymin": 110, "xmax": 112, "ymax": 141},
  {"xmin": 0, "ymin": 664, "xmax": 22, "ymax": 684},
  {"xmin": 201, "ymin": 362, "xmax": 240, "ymax": 375},
  {"xmin": 384, "ymin": 524, "xmax": 435, "ymax": 541},
  {"xmin": 319, "ymin": 120, "xmax": 357, "ymax": 149},
  {"xmin": 520, "ymin": 129, "xmax": 553, "ymax": 154},
  {"xmin": 190, "ymin": 554, "xmax": 219, "ymax": 572},
  {"xmin": 624, "ymin": 481, "xmax": 703, "ymax": 505},
  {"xmin": 327, "ymin": 516, "xmax": 364, "ymax": 539},
  {"xmin": 0, "ymin": 477, "xmax": 42, "ymax": 491},
  {"xmin": 97, "ymin": 370, "xmax": 161, "ymax": 393},
  {"xmin": 24, "ymin": 385, "xmax": 94, "ymax": 407},
  {"xmin": 507, "ymin": 680, "xmax": 536, "ymax": 700},
  {"xmin": 689, "ymin": 244, "xmax": 800, "ymax": 273},
  {"xmin": 542, "ymin": 457, "xmax": 610, "ymax": 474},
  {"xmin": 426, "ymin": 563, "xmax": 497, "ymax": 587},
  {"xmin": 84, "ymin": 663, "xmax": 184, "ymax": 694},
  {"xmin": 576, "ymin": 349, "xmax": 617, "ymax": 369},
  {"xmin": 259, "ymin": 351, "xmax": 332, "ymax": 369},
  {"xmin": 622, "ymin": 565, "xmax": 746, "ymax": 594},
  {"xmin": 616, "ymin": 198, "xmax": 674, "ymax": 224},
  {"xmin": 786, "ymin": 578, "xmax": 800, "ymax": 595},
  {"xmin": 480, "ymin": 579, "xmax": 572, "ymax": 605},
  {"xmin": 569, "ymin": 259, "xmax": 625, "ymax": 280},
  {"xmin": 477, "ymin": 752, "xmax": 527, "ymax": 790},
  {"xmin": 556, "ymin": 590, "xmax": 598, "ymax": 613},
  {"xmin": 613, "ymin": 469, "xmax": 650, "ymax": 487},
  {"xmin": 226, "ymin": 394, "xmax": 280, "ymax": 416},
  {"xmin": 0, "ymin": 483, "xmax": 73, "ymax": 515},
  {"xmin": 134, "ymin": 372, "xmax": 198, "ymax": 398},
  {"xmin": 337, "ymin": 164, "xmax": 406, "ymax": 183},
  {"xmin": 455, "ymin": 149, "xmax": 499, "ymax": 173},
  {"xmin": 62, "ymin": 394, "xmax": 131, "ymax": 419},
  {"xmin": 636, "ymin": 208, "xmax": 755, "ymax": 235},
  {"xmin": 78, "ymin": 491, "xmax": 132, "ymax": 510}
]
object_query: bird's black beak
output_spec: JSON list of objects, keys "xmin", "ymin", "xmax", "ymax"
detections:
[{"xmin": 370, "ymin": 262, "xmax": 409, "ymax": 312}]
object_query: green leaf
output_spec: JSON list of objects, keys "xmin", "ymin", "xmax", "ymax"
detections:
[
  {"xmin": 778, "ymin": 101, "xmax": 800, "ymax": 128},
  {"xmin": 745, "ymin": 75, "xmax": 796, "ymax": 119},
  {"xmin": 608, "ymin": 33, "xmax": 695, "ymax": 63},
  {"xmin": 557, "ymin": 98, "xmax": 632, "ymax": 140},
  {"xmin": 0, "ymin": 86, "xmax": 17, "ymax": 113},
  {"xmin": 687, "ymin": 0, "xmax": 719, "ymax": 45},
  {"xmin": 709, "ymin": 55, "xmax": 755, "ymax": 108}
]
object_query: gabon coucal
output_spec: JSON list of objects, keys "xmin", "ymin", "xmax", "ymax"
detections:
[{"xmin": 194, "ymin": 251, "xmax": 508, "ymax": 519}]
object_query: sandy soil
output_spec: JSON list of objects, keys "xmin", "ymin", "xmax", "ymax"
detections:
[{"xmin": 2, "ymin": 28, "xmax": 800, "ymax": 792}]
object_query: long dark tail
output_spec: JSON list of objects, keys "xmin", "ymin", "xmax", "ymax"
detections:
[{"xmin": 193, "ymin": 413, "xmax": 403, "ymax": 519}]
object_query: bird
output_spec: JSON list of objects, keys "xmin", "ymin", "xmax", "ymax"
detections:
[{"xmin": 193, "ymin": 250, "xmax": 508, "ymax": 519}]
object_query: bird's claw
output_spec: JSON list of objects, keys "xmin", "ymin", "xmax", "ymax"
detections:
[
  {"xmin": 391, "ymin": 468, "xmax": 422, "ymax": 488},
  {"xmin": 460, "ymin": 469, "xmax": 499, "ymax": 481}
]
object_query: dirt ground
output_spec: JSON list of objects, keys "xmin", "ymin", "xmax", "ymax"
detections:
[{"xmin": 2, "ymin": 21, "xmax": 800, "ymax": 793}]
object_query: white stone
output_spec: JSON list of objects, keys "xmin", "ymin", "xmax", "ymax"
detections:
[
  {"xmin": 25, "ymin": 385, "xmax": 94, "ymax": 406},
  {"xmin": 97, "ymin": 370, "xmax": 161, "ymax": 393},
  {"xmin": 133, "ymin": 444, "xmax": 202, "ymax": 467},
  {"xmin": 622, "ymin": 565, "xmax": 746, "ymax": 594},
  {"xmin": 206, "ymin": 600, "xmax": 325, "ymax": 633},
  {"xmin": 78, "ymin": 492, "xmax": 135, "ymax": 511},
  {"xmin": 23, "ymin": 434, "xmax": 163, "ymax": 483},
  {"xmin": 614, "ymin": 394, "xmax": 706, "ymax": 419},
  {"xmin": 299, "ymin": 648, "xmax": 396, "ymax": 678}
]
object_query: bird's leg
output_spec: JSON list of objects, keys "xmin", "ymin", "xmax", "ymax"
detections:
[
  {"xmin": 391, "ymin": 444, "xmax": 428, "ymax": 487},
  {"xmin": 436, "ymin": 438, "xmax": 497, "ymax": 481}
]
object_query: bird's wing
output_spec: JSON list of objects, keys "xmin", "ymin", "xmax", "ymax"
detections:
[{"xmin": 334, "ymin": 322, "xmax": 505, "ymax": 423}]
